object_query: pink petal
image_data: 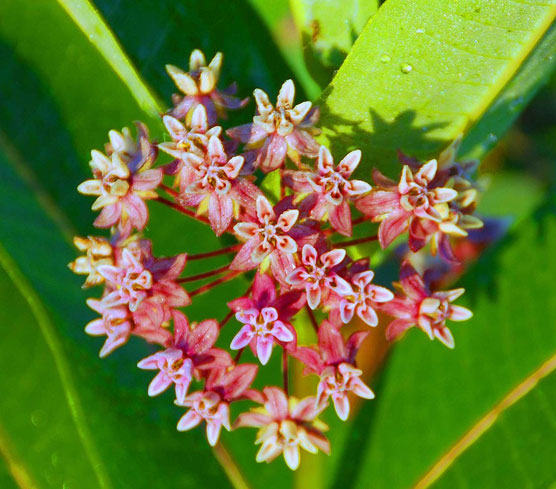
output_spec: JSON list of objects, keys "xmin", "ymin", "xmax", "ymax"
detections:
[
  {"xmin": 357, "ymin": 304, "xmax": 379, "ymax": 327},
  {"xmin": 99, "ymin": 332, "xmax": 128, "ymax": 358},
  {"xmin": 319, "ymin": 320, "xmax": 346, "ymax": 364},
  {"xmin": 434, "ymin": 327, "xmax": 455, "ymax": 349},
  {"xmin": 85, "ymin": 318, "xmax": 107, "ymax": 336},
  {"xmin": 328, "ymin": 275, "xmax": 352, "ymax": 296},
  {"xmin": 340, "ymin": 301, "xmax": 355, "ymax": 324},
  {"xmin": 221, "ymin": 364, "xmax": 258, "ymax": 400},
  {"xmin": 206, "ymin": 421, "xmax": 223, "ymax": 446},
  {"xmin": 175, "ymin": 382, "xmax": 190, "ymax": 405},
  {"xmin": 346, "ymin": 331, "xmax": 369, "ymax": 362},
  {"xmin": 148, "ymin": 371, "xmax": 173, "ymax": 397},
  {"xmin": 449, "ymin": 305, "xmax": 473, "ymax": 321},
  {"xmin": 385, "ymin": 318, "xmax": 414, "ymax": 341},
  {"xmin": 346, "ymin": 179, "xmax": 372, "ymax": 197},
  {"xmin": 317, "ymin": 146, "xmax": 334, "ymax": 174},
  {"xmin": 226, "ymin": 123, "xmax": 268, "ymax": 144},
  {"xmin": 271, "ymin": 321, "xmax": 294, "ymax": 343},
  {"xmin": 379, "ymin": 212, "xmax": 408, "ymax": 248},
  {"xmin": 337, "ymin": 150, "xmax": 361, "ymax": 177},
  {"xmin": 275, "ymin": 235, "xmax": 297, "ymax": 254},
  {"xmin": 277, "ymin": 209, "xmax": 299, "ymax": 232},
  {"xmin": 350, "ymin": 377, "xmax": 375, "ymax": 399},
  {"xmin": 124, "ymin": 194, "xmax": 148, "ymax": 230},
  {"xmin": 333, "ymin": 394, "xmax": 350, "ymax": 421},
  {"xmin": 190, "ymin": 104, "xmax": 209, "ymax": 132},
  {"xmin": 94, "ymin": 203, "xmax": 121, "ymax": 228},
  {"xmin": 177, "ymin": 410, "xmax": 202, "ymax": 431},
  {"xmin": 229, "ymin": 239, "xmax": 259, "ymax": 271},
  {"xmin": 330, "ymin": 201, "xmax": 352, "ymax": 236},
  {"xmin": 188, "ymin": 319, "xmax": 220, "ymax": 353},
  {"xmin": 234, "ymin": 222, "xmax": 260, "ymax": 240},
  {"xmin": 270, "ymin": 250, "xmax": 296, "ymax": 286},
  {"xmin": 321, "ymin": 248, "xmax": 346, "ymax": 268},
  {"xmin": 208, "ymin": 192, "xmax": 233, "ymax": 236},
  {"xmin": 301, "ymin": 244, "xmax": 318, "ymax": 266},
  {"xmin": 256, "ymin": 134, "xmax": 287, "ymax": 173},
  {"xmin": 252, "ymin": 272, "xmax": 277, "ymax": 306},
  {"xmin": 416, "ymin": 159, "xmax": 437, "ymax": 182},
  {"xmin": 306, "ymin": 284, "xmax": 322, "ymax": 310},
  {"xmin": 286, "ymin": 267, "xmax": 308, "ymax": 286},
  {"xmin": 283, "ymin": 445, "xmax": 300, "ymax": 470},
  {"xmin": 256, "ymin": 195, "xmax": 275, "ymax": 222},
  {"xmin": 230, "ymin": 325, "xmax": 254, "ymax": 350},
  {"xmin": 263, "ymin": 386, "xmax": 289, "ymax": 419},
  {"xmin": 285, "ymin": 129, "xmax": 319, "ymax": 157},
  {"xmin": 256, "ymin": 336, "xmax": 274, "ymax": 365},
  {"xmin": 399, "ymin": 261, "xmax": 427, "ymax": 299},
  {"xmin": 133, "ymin": 169, "xmax": 163, "ymax": 191},
  {"xmin": 137, "ymin": 354, "xmax": 160, "ymax": 370}
]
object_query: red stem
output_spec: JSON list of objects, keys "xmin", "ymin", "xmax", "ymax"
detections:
[
  {"xmin": 177, "ymin": 264, "xmax": 231, "ymax": 283},
  {"xmin": 220, "ymin": 309, "xmax": 234, "ymax": 329},
  {"xmin": 154, "ymin": 196, "xmax": 210, "ymax": 225},
  {"xmin": 160, "ymin": 183, "xmax": 179, "ymax": 197},
  {"xmin": 336, "ymin": 235, "xmax": 378, "ymax": 248},
  {"xmin": 187, "ymin": 244, "xmax": 241, "ymax": 261},
  {"xmin": 189, "ymin": 271, "xmax": 241, "ymax": 297},
  {"xmin": 234, "ymin": 348, "xmax": 244, "ymax": 363},
  {"xmin": 352, "ymin": 216, "xmax": 367, "ymax": 226},
  {"xmin": 306, "ymin": 306, "xmax": 319, "ymax": 333}
]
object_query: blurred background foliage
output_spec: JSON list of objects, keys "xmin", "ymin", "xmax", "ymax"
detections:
[{"xmin": 0, "ymin": 0, "xmax": 554, "ymax": 488}]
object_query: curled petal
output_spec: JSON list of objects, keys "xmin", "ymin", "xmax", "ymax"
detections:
[
  {"xmin": 257, "ymin": 134, "xmax": 288, "ymax": 173},
  {"xmin": 337, "ymin": 150, "xmax": 361, "ymax": 177},
  {"xmin": 321, "ymin": 248, "xmax": 346, "ymax": 268},
  {"xmin": 148, "ymin": 371, "xmax": 173, "ymax": 397},
  {"xmin": 177, "ymin": 410, "xmax": 202, "ymax": 431},
  {"xmin": 283, "ymin": 445, "xmax": 300, "ymax": 470},
  {"xmin": 234, "ymin": 222, "xmax": 260, "ymax": 240},
  {"xmin": 277, "ymin": 79, "xmax": 295, "ymax": 109},
  {"xmin": 275, "ymin": 235, "xmax": 297, "ymax": 254},
  {"xmin": 271, "ymin": 321, "xmax": 294, "ymax": 343},
  {"xmin": 230, "ymin": 325, "xmax": 254, "ymax": 350},
  {"xmin": 357, "ymin": 304, "xmax": 379, "ymax": 327},
  {"xmin": 306, "ymin": 284, "xmax": 322, "ymax": 310},
  {"xmin": 277, "ymin": 209, "xmax": 299, "ymax": 232},
  {"xmin": 256, "ymin": 195, "xmax": 275, "ymax": 222},
  {"xmin": 434, "ymin": 327, "xmax": 455, "ymax": 349},
  {"xmin": 332, "ymin": 394, "xmax": 350, "ymax": 421}
]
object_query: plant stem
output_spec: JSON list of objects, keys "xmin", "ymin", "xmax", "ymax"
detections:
[
  {"xmin": 177, "ymin": 264, "xmax": 230, "ymax": 283},
  {"xmin": 154, "ymin": 196, "xmax": 210, "ymax": 225},
  {"xmin": 187, "ymin": 244, "xmax": 241, "ymax": 261},
  {"xmin": 189, "ymin": 271, "xmax": 241, "ymax": 297},
  {"xmin": 282, "ymin": 349, "xmax": 289, "ymax": 396},
  {"xmin": 306, "ymin": 306, "xmax": 319, "ymax": 333},
  {"xmin": 160, "ymin": 183, "xmax": 178, "ymax": 197},
  {"xmin": 234, "ymin": 348, "xmax": 244, "ymax": 363},
  {"xmin": 220, "ymin": 309, "xmax": 234, "ymax": 329}
]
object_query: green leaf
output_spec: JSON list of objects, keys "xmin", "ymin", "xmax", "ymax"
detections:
[
  {"xmin": 329, "ymin": 200, "xmax": 556, "ymax": 489},
  {"xmin": 290, "ymin": 0, "xmax": 379, "ymax": 87},
  {"xmin": 318, "ymin": 0, "xmax": 556, "ymax": 173}
]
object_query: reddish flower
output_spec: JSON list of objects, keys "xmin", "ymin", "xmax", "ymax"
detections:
[
  {"xmin": 177, "ymin": 364, "xmax": 258, "ymax": 446},
  {"xmin": 77, "ymin": 123, "xmax": 162, "ymax": 236},
  {"xmin": 138, "ymin": 311, "xmax": 230, "ymax": 403},
  {"xmin": 235, "ymin": 387, "xmax": 330, "ymax": 470},
  {"xmin": 85, "ymin": 298, "xmax": 170, "ymax": 358},
  {"xmin": 228, "ymin": 273, "xmax": 303, "ymax": 364},
  {"xmin": 227, "ymin": 80, "xmax": 320, "ymax": 172},
  {"xmin": 382, "ymin": 261, "xmax": 473, "ymax": 348},
  {"xmin": 331, "ymin": 270, "xmax": 394, "ymax": 327},
  {"xmin": 285, "ymin": 146, "xmax": 371, "ymax": 236},
  {"xmin": 176, "ymin": 135, "xmax": 249, "ymax": 235},
  {"xmin": 356, "ymin": 160, "xmax": 457, "ymax": 249},
  {"xmin": 231, "ymin": 195, "xmax": 299, "ymax": 282},
  {"xmin": 166, "ymin": 49, "xmax": 248, "ymax": 125},
  {"xmin": 294, "ymin": 321, "xmax": 372, "ymax": 420},
  {"xmin": 68, "ymin": 236, "xmax": 113, "ymax": 288},
  {"xmin": 286, "ymin": 244, "xmax": 350, "ymax": 309}
]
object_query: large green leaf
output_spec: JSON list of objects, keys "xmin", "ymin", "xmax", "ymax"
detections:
[
  {"xmin": 318, "ymin": 0, "xmax": 556, "ymax": 173},
  {"xmin": 325, "ymin": 200, "xmax": 556, "ymax": 489},
  {"xmin": 290, "ymin": 0, "xmax": 379, "ymax": 87}
]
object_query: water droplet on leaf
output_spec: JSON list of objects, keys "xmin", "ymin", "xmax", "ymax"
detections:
[
  {"xmin": 400, "ymin": 63, "xmax": 413, "ymax": 74},
  {"xmin": 380, "ymin": 54, "xmax": 391, "ymax": 63}
]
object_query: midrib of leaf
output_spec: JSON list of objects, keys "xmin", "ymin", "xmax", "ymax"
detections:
[
  {"xmin": 55, "ymin": 0, "xmax": 165, "ymax": 118},
  {"xmin": 457, "ymin": 5, "xmax": 555, "ymax": 137},
  {"xmin": 413, "ymin": 351, "xmax": 556, "ymax": 489},
  {"xmin": 0, "ymin": 244, "xmax": 114, "ymax": 489}
]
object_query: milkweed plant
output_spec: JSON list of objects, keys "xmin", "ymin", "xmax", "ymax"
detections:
[{"xmin": 70, "ymin": 49, "xmax": 494, "ymax": 471}]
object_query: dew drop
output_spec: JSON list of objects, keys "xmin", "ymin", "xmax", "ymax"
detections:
[
  {"xmin": 416, "ymin": 28, "xmax": 425, "ymax": 34},
  {"xmin": 400, "ymin": 63, "xmax": 413, "ymax": 74},
  {"xmin": 487, "ymin": 133, "xmax": 498, "ymax": 143},
  {"xmin": 31, "ymin": 410, "xmax": 47, "ymax": 427},
  {"xmin": 380, "ymin": 54, "xmax": 391, "ymax": 64}
]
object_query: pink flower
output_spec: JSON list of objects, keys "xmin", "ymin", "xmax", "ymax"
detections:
[
  {"xmin": 235, "ymin": 387, "xmax": 330, "ymax": 470},
  {"xmin": 177, "ymin": 364, "xmax": 258, "ymax": 446},
  {"xmin": 356, "ymin": 160, "xmax": 457, "ymax": 249},
  {"xmin": 138, "ymin": 311, "xmax": 230, "ymax": 403},
  {"xmin": 227, "ymin": 80, "xmax": 320, "ymax": 172},
  {"xmin": 98, "ymin": 248, "xmax": 153, "ymax": 311},
  {"xmin": 228, "ymin": 273, "xmax": 302, "ymax": 364},
  {"xmin": 158, "ymin": 105, "xmax": 222, "ymax": 193},
  {"xmin": 285, "ymin": 146, "xmax": 371, "ymax": 236},
  {"xmin": 382, "ymin": 261, "xmax": 473, "ymax": 348},
  {"xmin": 294, "ymin": 321, "xmax": 372, "ymax": 420},
  {"xmin": 331, "ymin": 270, "xmax": 394, "ymax": 326},
  {"xmin": 231, "ymin": 195, "xmax": 299, "ymax": 282},
  {"xmin": 85, "ymin": 298, "xmax": 171, "ymax": 358},
  {"xmin": 166, "ymin": 49, "xmax": 248, "ymax": 125},
  {"xmin": 77, "ymin": 123, "xmax": 162, "ymax": 236},
  {"xmin": 286, "ymin": 244, "xmax": 350, "ymax": 309}
]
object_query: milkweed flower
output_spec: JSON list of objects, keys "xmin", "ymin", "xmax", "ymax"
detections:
[
  {"xmin": 382, "ymin": 261, "xmax": 473, "ymax": 348},
  {"xmin": 227, "ymin": 80, "xmax": 320, "ymax": 172},
  {"xmin": 330, "ymin": 270, "xmax": 394, "ymax": 327},
  {"xmin": 177, "ymin": 364, "xmax": 258, "ymax": 446},
  {"xmin": 77, "ymin": 123, "xmax": 162, "ymax": 236},
  {"xmin": 231, "ymin": 195, "xmax": 299, "ymax": 282},
  {"xmin": 166, "ymin": 49, "xmax": 248, "ymax": 125},
  {"xmin": 228, "ymin": 273, "xmax": 302, "ymax": 364},
  {"xmin": 138, "ymin": 311, "xmax": 230, "ymax": 403},
  {"xmin": 286, "ymin": 244, "xmax": 350, "ymax": 310},
  {"xmin": 68, "ymin": 236, "xmax": 113, "ymax": 288},
  {"xmin": 284, "ymin": 146, "xmax": 371, "ymax": 235},
  {"xmin": 294, "ymin": 321, "xmax": 373, "ymax": 420},
  {"xmin": 235, "ymin": 387, "xmax": 330, "ymax": 470}
]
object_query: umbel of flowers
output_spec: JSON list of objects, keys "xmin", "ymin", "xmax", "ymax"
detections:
[{"xmin": 70, "ymin": 49, "xmax": 481, "ymax": 470}]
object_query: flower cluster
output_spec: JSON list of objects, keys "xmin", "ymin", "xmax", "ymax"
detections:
[{"xmin": 70, "ymin": 49, "xmax": 482, "ymax": 469}]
